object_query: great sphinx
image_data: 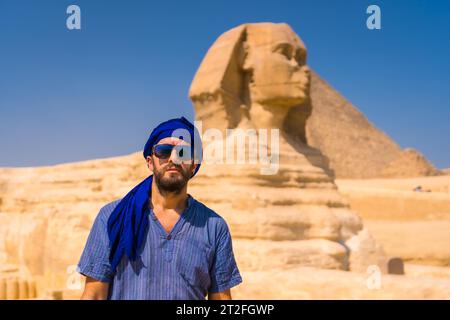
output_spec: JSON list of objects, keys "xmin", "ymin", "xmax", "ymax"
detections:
[{"xmin": 188, "ymin": 22, "xmax": 387, "ymax": 272}]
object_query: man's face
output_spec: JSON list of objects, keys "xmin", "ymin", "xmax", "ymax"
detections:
[{"xmin": 147, "ymin": 137, "xmax": 197, "ymax": 194}]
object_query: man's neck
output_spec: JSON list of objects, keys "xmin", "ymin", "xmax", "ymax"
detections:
[{"xmin": 150, "ymin": 181, "xmax": 188, "ymax": 213}]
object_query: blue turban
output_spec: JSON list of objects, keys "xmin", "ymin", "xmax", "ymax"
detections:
[{"xmin": 107, "ymin": 116, "xmax": 202, "ymax": 272}]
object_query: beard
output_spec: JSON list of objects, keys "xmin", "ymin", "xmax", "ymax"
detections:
[{"xmin": 153, "ymin": 163, "xmax": 191, "ymax": 195}]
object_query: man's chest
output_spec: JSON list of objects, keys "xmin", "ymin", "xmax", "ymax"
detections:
[{"xmin": 153, "ymin": 212, "xmax": 181, "ymax": 234}]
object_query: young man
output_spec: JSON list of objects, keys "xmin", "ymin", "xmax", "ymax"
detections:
[{"xmin": 77, "ymin": 117, "xmax": 242, "ymax": 300}]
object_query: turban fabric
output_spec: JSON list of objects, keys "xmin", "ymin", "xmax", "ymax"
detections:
[{"xmin": 107, "ymin": 117, "xmax": 202, "ymax": 272}]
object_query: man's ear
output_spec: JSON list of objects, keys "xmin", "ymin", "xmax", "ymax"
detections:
[
  {"xmin": 146, "ymin": 156, "xmax": 154, "ymax": 172},
  {"xmin": 190, "ymin": 163, "xmax": 199, "ymax": 177}
]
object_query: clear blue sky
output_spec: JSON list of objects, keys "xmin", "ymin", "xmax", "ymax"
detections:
[{"xmin": 1, "ymin": 0, "xmax": 449, "ymax": 168}]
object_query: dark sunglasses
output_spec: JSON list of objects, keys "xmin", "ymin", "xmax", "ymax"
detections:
[{"xmin": 152, "ymin": 144, "xmax": 192, "ymax": 161}]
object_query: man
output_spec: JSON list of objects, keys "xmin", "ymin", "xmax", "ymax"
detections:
[{"xmin": 77, "ymin": 117, "xmax": 242, "ymax": 300}]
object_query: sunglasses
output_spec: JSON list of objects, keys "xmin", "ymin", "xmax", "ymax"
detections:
[{"xmin": 152, "ymin": 144, "xmax": 193, "ymax": 161}]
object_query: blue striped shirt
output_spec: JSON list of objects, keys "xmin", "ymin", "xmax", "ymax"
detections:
[{"xmin": 77, "ymin": 195, "xmax": 242, "ymax": 300}]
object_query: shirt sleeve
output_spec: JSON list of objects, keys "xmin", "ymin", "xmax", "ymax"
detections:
[
  {"xmin": 209, "ymin": 219, "xmax": 243, "ymax": 293},
  {"xmin": 77, "ymin": 205, "xmax": 115, "ymax": 282}
]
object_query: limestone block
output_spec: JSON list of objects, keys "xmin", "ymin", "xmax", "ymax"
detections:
[{"xmin": 234, "ymin": 239, "xmax": 348, "ymax": 271}]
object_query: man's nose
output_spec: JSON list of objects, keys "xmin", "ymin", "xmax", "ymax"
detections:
[{"xmin": 169, "ymin": 148, "xmax": 182, "ymax": 165}]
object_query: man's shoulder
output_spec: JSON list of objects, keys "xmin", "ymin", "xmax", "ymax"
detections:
[
  {"xmin": 192, "ymin": 198, "xmax": 229, "ymax": 230},
  {"xmin": 97, "ymin": 198, "xmax": 122, "ymax": 220}
]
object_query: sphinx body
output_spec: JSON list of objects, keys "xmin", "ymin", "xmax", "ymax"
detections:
[{"xmin": 189, "ymin": 22, "xmax": 386, "ymax": 272}]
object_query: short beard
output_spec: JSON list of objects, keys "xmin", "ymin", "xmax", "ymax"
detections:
[{"xmin": 153, "ymin": 164, "xmax": 191, "ymax": 195}]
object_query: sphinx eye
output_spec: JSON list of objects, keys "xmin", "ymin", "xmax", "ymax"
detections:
[
  {"xmin": 295, "ymin": 49, "xmax": 306, "ymax": 65},
  {"xmin": 273, "ymin": 43, "xmax": 292, "ymax": 59}
]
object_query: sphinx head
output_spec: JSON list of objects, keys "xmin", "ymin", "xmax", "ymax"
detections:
[{"xmin": 189, "ymin": 22, "xmax": 310, "ymax": 131}]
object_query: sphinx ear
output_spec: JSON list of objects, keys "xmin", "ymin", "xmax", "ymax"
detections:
[
  {"xmin": 189, "ymin": 24, "xmax": 248, "ymax": 130},
  {"xmin": 241, "ymin": 41, "xmax": 252, "ymax": 71}
]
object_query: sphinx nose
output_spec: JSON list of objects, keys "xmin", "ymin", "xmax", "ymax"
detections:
[
  {"xmin": 289, "ymin": 57, "xmax": 300, "ymax": 68},
  {"xmin": 298, "ymin": 65, "xmax": 311, "ymax": 80},
  {"xmin": 302, "ymin": 65, "xmax": 310, "ymax": 74}
]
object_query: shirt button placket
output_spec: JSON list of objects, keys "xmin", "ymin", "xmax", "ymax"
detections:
[{"xmin": 164, "ymin": 235, "xmax": 173, "ymax": 262}]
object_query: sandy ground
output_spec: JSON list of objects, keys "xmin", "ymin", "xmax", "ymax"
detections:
[{"xmin": 231, "ymin": 265, "xmax": 450, "ymax": 300}]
